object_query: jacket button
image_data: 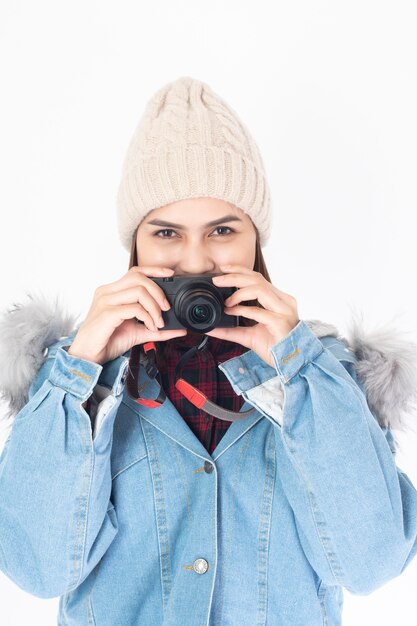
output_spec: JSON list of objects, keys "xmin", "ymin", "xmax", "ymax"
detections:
[
  {"xmin": 193, "ymin": 558, "xmax": 209, "ymax": 574},
  {"xmin": 204, "ymin": 461, "xmax": 214, "ymax": 473}
]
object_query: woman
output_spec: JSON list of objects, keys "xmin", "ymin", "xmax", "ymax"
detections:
[{"xmin": 1, "ymin": 76, "xmax": 417, "ymax": 626}]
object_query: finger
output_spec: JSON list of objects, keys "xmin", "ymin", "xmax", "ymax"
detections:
[
  {"xmin": 101, "ymin": 286, "xmax": 166, "ymax": 330},
  {"xmin": 100, "ymin": 271, "xmax": 172, "ymax": 315},
  {"xmin": 103, "ymin": 266, "xmax": 174, "ymax": 294},
  {"xmin": 129, "ymin": 266, "xmax": 173, "ymax": 309},
  {"xmin": 129, "ymin": 265, "xmax": 174, "ymax": 278},
  {"xmin": 224, "ymin": 286, "xmax": 259, "ymax": 307},
  {"xmin": 216, "ymin": 269, "xmax": 294, "ymax": 301},
  {"xmin": 139, "ymin": 326, "xmax": 187, "ymax": 340},
  {"xmin": 122, "ymin": 302, "xmax": 158, "ymax": 331},
  {"xmin": 224, "ymin": 304, "xmax": 275, "ymax": 327},
  {"xmin": 127, "ymin": 268, "xmax": 172, "ymax": 310},
  {"xmin": 219, "ymin": 264, "xmax": 254, "ymax": 274},
  {"xmin": 215, "ymin": 273, "xmax": 294, "ymax": 305},
  {"xmin": 127, "ymin": 317, "xmax": 187, "ymax": 340},
  {"xmin": 205, "ymin": 324, "xmax": 252, "ymax": 348},
  {"xmin": 212, "ymin": 273, "xmax": 255, "ymax": 287},
  {"xmin": 226, "ymin": 286, "xmax": 287, "ymax": 313}
]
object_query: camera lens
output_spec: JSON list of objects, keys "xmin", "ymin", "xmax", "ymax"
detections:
[
  {"xmin": 174, "ymin": 279, "xmax": 224, "ymax": 331},
  {"xmin": 191, "ymin": 304, "xmax": 211, "ymax": 323}
]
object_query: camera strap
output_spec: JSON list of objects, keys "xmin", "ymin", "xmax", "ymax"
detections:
[{"xmin": 126, "ymin": 338, "xmax": 255, "ymax": 422}]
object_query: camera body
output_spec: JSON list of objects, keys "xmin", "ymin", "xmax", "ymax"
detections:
[{"xmin": 150, "ymin": 273, "xmax": 239, "ymax": 332}]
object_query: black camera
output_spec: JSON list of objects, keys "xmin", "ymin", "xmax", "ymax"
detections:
[{"xmin": 149, "ymin": 272, "xmax": 239, "ymax": 333}]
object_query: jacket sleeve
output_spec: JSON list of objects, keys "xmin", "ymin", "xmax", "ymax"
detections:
[
  {"xmin": 0, "ymin": 339, "xmax": 129, "ymax": 598},
  {"xmin": 218, "ymin": 319, "xmax": 417, "ymax": 595}
]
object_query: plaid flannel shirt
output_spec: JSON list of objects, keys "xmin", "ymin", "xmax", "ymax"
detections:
[{"xmin": 158, "ymin": 316, "xmax": 252, "ymax": 455}]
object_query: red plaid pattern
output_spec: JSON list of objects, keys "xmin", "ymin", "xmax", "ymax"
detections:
[{"xmin": 158, "ymin": 316, "xmax": 252, "ymax": 455}]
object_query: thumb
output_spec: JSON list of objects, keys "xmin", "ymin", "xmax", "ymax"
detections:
[{"xmin": 205, "ymin": 326, "xmax": 250, "ymax": 349}]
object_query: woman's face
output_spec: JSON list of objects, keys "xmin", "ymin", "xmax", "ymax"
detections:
[{"xmin": 135, "ymin": 197, "xmax": 257, "ymax": 275}]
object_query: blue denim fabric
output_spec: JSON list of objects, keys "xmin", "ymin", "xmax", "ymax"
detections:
[{"xmin": 1, "ymin": 319, "xmax": 417, "ymax": 625}]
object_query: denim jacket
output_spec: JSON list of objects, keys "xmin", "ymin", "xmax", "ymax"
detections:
[{"xmin": 1, "ymin": 293, "xmax": 417, "ymax": 626}]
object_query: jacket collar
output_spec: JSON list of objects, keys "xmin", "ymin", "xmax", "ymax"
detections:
[{"xmin": 1, "ymin": 292, "xmax": 416, "ymax": 445}]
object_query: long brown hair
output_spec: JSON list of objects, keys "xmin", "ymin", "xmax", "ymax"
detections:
[{"xmin": 128, "ymin": 221, "xmax": 272, "ymax": 371}]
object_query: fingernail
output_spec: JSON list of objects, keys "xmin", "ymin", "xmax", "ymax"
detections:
[{"xmin": 157, "ymin": 316, "xmax": 165, "ymax": 328}]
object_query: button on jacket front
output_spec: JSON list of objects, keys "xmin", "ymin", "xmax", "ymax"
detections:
[{"xmin": 1, "ymin": 317, "xmax": 417, "ymax": 625}]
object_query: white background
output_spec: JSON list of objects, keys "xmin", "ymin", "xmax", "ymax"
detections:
[{"xmin": 1, "ymin": 0, "xmax": 417, "ymax": 624}]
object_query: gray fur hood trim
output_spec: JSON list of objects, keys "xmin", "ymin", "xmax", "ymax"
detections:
[
  {"xmin": 0, "ymin": 292, "xmax": 81, "ymax": 423},
  {"xmin": 1, "ymin": 292, "xmax": 417, "ymax": 442}
]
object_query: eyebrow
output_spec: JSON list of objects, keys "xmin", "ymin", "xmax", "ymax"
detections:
[{"xmin": 145, "ymin": 214, "xmax": 243, "ymax": 229}]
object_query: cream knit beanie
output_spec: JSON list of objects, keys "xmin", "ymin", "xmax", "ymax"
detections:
[{"xmin": 116, "ymin": 76, "xmax": 272, "ymax": 251}]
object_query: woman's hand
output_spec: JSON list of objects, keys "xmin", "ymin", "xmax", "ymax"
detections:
[
  {"xmin": 67, "ymin": 266, "xmax": 187, "ymax": 366},
  {"xmin": 204, "ymin": 264, "xmax": 300, "ymax": 368}
]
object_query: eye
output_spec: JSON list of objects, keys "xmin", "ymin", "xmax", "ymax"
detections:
[
  {"xmin": 154, "ymin": 228, "xmax": 177, "ymax": 238},
  {"xmin": 153, "ymin": 226, "xmax": 235, "ymax": 238},
  {"xmin": 214, "ymin": 226, "xmax": 234, "ymax": 236}
]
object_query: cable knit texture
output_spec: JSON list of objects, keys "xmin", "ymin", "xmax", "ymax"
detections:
[{"xmin": 116, "ymin": 76, "xmax": 272, "ymax": 251}]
